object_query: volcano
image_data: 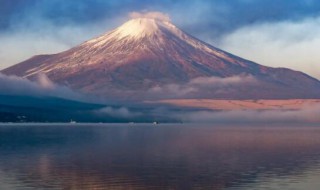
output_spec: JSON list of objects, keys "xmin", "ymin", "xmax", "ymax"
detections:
[{"xmin": 2, "ymin": 17, "xmax": 320, "ymax": 100}]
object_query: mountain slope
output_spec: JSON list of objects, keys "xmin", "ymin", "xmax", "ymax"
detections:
[{"xmin": 2, "ymin": 18, "xmax": 320, "ymax": 99}]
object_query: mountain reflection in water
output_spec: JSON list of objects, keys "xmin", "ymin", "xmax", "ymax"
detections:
[{"xmin": 0, "ymin": 124, "xmax": 320, "ymax": 190}]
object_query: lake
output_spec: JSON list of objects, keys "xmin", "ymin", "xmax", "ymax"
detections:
[{"xmin": 0, "ymin": 124, "xmax": 320, "ymax": 190}]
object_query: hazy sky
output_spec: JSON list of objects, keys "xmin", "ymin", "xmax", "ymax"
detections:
[{"xmin": 0, "ymin": 0, "xmax": 320, "ymax": 79}]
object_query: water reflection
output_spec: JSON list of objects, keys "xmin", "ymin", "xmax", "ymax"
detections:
[{"xmin": 0, "ymin": 124, "xmax": 320, "ymax": 189}]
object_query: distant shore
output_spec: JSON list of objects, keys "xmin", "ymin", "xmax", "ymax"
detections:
[{"xmin": 148, "ymin": 99, "xmax": 320, "ymax": 111}]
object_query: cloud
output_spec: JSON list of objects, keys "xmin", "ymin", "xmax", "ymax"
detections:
[
  {"xmin": 148, "ymin": 84, "xmax": 197, "ymax": 98},
  {"xmin": 0, "ymin": 73, "xmax": 82, "ymax": 100},
  {"xmin": 174, "ymin": 104, "xmax": 320, "ymax": 124},
  {"xmin": 96, "ymin": 75, "xmax": 257, "ymax": 101},
  {"xmin": 190, "ymin": 75, "xmax": 256, "ymax": 86},
  {"xmin": 98, "ymin": 107, "xmax": 141, "ymax": 119},
  {"xmin": 219, "ymin": 16, "xmax": 320, "ymax": 79},
  {"xmin": 146, "ymin": 75, "xmax": 257, "ymax": 99},
  {"xmin": 129, "ymin": 11, "xmax": 171, "ymax": 22},
  {"xmin": 36, "ymin": 73, "xmax": 55, "ymax": 89}
]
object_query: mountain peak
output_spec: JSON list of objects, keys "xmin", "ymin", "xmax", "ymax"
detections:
[
  {"xmin": 85, "ymin": 17, "xmax": 181, "ymax": 47},
  {"xmin": 112, "ymin": 18, "xmax": 178, "ymax": 40},
  {"xmin": 116, "ymin": 18, "xmax": 162, "ymax": 38}
]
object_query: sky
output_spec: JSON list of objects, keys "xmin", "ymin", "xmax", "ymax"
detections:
[{"xmin": 0, "ymin": 0, "xmax": 320, "ymax": 79}]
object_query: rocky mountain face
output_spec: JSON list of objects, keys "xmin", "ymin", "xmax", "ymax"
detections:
[{"xmin": 2, "ymin": 18, "xmax": 320, "ymax": 100}]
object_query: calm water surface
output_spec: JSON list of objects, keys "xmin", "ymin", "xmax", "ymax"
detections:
[{"xmin": 0, "ymin": 124, "xmax": 320, "ymax": 190}]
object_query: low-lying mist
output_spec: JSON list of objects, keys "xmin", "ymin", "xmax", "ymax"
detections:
[
  {"xmin": 0, "ymin": 73, "xmax": 82, "ymax": 100},
  {"xmin": 173, "ymin": 105, "xmax": 320, "ymax": 124},
  {"xmin": 0, "ymin": 73, "xmax": 319, "ymax": 124}
]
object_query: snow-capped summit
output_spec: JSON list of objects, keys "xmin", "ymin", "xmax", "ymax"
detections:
[
  {"xmin": 2, "ymin": 15, "xmax": 320, "ymax": 100},
  {"xmin": 99, "ymin": 18, "xmax": 176, "ymax": 40},
  {"xmin": 112, "ymin": 18, "xmax": 164, "ymax": 38},
  {"xmin": 85, "ymin": 18, "xmax": 181, "ymax": 48}
]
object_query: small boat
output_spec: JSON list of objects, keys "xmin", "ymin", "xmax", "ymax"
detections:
[{"xmin": 153, "ymin": 121, "xmax": 159, "ymax": 125}]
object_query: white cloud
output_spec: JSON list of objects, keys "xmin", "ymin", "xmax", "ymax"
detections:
[
  {"xmin": 146, "ymin": 75, "xmax": 257, "ymax": 99},
  {"xmin": 219, "ymin": 16, "xmax": 320, "ymax": 79},
  {"xmin": 36, "ymin": 73, "xmax": 56, "ymax": 89},
  {"xmin": 190, "ymin": 75, "xmax": 256, "ymax": 86},
  {"xmin": 98, "ymin": 107, "xmax": 141, "ymax": 118},
  {"xmin": 129, "ymin": 11, "xmax": 171, "ymax": 22},
  {"xmin": 0, "ymin": 73, "xmax": 82, "ymax": 100}
]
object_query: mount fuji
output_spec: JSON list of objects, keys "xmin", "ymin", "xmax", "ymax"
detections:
[{"xmin": 2, "ymin": 17, "xmax": 320, "ymax": 100}]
